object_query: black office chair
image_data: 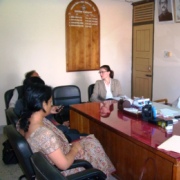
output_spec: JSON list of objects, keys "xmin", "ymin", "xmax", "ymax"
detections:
[
  {"xmin": 88, "ymin": 84, "xmax": 95, "ymax": 102},
  {"xmin": 4, "ymin": 125, "xmax": 96, "ymax": 180},
  {"xmin": 4, "ymin": 124, "xmax": 35, "ymax": 180},
  {"xmin": 31, "ymin": 152, "xmax": 107, "ymax": 180},
  {"xmin": 4, "ymin": 88, "xmax": 14, "ymax": 125},
  {"xmin": 52, "ymin": 85, "xmax": 82, "ymax": 123},
  {"xmin": 4, "ymin": 89, "xmax": 14, "ymax": 109},
  {"xmin": 6, "ymin": 107, "xmax": 19, "ymax": 126},
  {"xmin": 4, "ymin": 86, "xmax": 23, "ymax": 125}
]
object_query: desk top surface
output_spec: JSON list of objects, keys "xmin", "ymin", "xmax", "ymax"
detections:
[{"xmin": 71, "ymin": 101, "xmax": 180, "ymax": 159}]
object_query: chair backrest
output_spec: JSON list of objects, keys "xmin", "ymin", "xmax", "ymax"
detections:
[
  {"xmin": 4, "ymin": 89, "xmax": 14, "ymax": 109},
  {"xmin": 6, "ymin": 108, "xmax": 19, "ymax": 126},
  {"xmin": 88, "ymin": 84, "xmax": 95, "ymax": 101},
  {"xmin": 4, "ymin": 125, "xmax": 35, "ymax": 180},
  {"xmin": 4, "ymin": 86, "xmax": 23, "ymax": 109},
  {"xmin": 52, "ymin": 85, "xmax": 82, "ymax": 121},
  {"xmin": 4, "ymin": 86, "xmax": 23, "ymax": 125},
  {"xmin": 31, "ymin": 152, "xmax": 66, "ymax": 180}
]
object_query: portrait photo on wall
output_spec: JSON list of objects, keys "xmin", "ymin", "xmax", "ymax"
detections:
[
  {"xmin": 158, "ymin": 0, "xmax": 174, "ymax": 22},
  {"xmin": 174, "ymin": 0, "xmax": 180, "ymax": 22}
]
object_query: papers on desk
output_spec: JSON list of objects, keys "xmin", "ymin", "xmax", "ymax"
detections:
[
  {"xmin": 157, "ymin": 135, "xmax": 180, "ymax": 154},
  {"xmin": 158, "ymin": 108, "xmax": 180, "ymax": 117},
  {"xmin": 113, "ymin": 97, "xmax": 122, "ymax": 101},
  {"xmin": 113, "ymin": 95, "xmax": 128, "ymax": 101},
  {"xmin": 123, "ymin": 108, "xmax": 141, "ymax": 114}
]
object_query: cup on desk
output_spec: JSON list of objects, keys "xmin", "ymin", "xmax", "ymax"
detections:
[{"xmin": 118, "ymin": 99, "xmax": 132, "ymax": 110}]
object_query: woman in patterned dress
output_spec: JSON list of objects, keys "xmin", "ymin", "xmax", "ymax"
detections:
[{"xmin": 17, "ymin": 83, "xmax": 116, "ymax": 178}]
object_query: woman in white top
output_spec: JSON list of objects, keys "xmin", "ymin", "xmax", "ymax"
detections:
[{"xmin": 90, "ymin": 65, "xmax": 122, "ymax": 102}]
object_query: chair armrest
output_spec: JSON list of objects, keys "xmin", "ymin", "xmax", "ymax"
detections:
[
  {"xmin": 66, "ymin": 168, "xmax": 107, "ymax": 180},
  {"xmin": 68, "ymin": 159, "xmax": 93, "ymax": 170},
  {"xmin": 154, "ymin": 98, "xmax": 172, "ymax": 106}
]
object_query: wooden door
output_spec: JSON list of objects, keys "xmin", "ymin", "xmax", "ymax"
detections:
[
  {"xmin": 132, "ymin": 24, "xmax": 153, "ymax": 99},
  {"xmin": 132, "ymin": 1, "xmax": 154, "ymax": 99}
]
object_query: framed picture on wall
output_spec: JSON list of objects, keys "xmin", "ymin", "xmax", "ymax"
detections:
[
  {"xmin": 174, "ymin": 0, "xmax": 180, "ymax": 22},
  {"xmin": 158, "ymin": 0, "xmax": 174, "ymax": 22}
]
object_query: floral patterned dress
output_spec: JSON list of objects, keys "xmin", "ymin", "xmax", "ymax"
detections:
[{"xmin": 26, "ymin": 118, "xmax": 116, "ymax": 177}]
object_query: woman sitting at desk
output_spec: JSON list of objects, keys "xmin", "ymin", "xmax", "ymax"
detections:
[
  {"xmin": 17, "ymin": 83, "xmax": 115, "ymax": 177},
  {"xmin": 90, "ymin": 65, "xmax": 123, "ymax": 102}
]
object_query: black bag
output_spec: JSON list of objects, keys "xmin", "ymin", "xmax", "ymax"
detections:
[
  {"xmin": 142, "ymin": 104, "xmax": 153, "ymax": 121},
  {"xmin": 2, "ymin": 140, "xmax": 18, "ymax": 164}
]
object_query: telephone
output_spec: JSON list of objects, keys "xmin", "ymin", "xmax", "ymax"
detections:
[{"xmin": 132, "ymin": 98, "xmax": 150, "ymax": 108}]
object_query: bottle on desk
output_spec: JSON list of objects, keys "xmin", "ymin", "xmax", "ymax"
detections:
[{"xmin": 152, "ymin": 106, "xmax": 157, "ymax": 119}]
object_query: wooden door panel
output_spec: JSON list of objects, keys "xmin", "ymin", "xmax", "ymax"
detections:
[
  {"xmin": 134, "ymin": 57, "xmax": 151, "ymax": 72},
  {"xmin": 132, "ymin": 24, "xmax": 153, "ymax": 99},
  {"xmin": 133, "ymin": 72, "xmax": 152, "ymax": 98}
]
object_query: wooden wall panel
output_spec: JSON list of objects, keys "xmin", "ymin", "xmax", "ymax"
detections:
[{"xmin": 66, "ymin": 0, "xmax": 100, "ymax": 71}]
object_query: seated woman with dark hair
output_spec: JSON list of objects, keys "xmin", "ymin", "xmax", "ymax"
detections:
[
  {"xmin": 17, "ymin": 83, "xmax": 115, "ymax": 177},
  {"xmin": 90, "ymin": 65, "xmax": 123, "ymax": 102},
  {"xmin": 14, "ymin": 76, "xmax": 82, "ymax": 142}
]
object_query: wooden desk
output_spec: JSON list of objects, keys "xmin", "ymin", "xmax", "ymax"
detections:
[{"xmin": 70, "ymin": 102, "xmax": 180, "ymax": 180}]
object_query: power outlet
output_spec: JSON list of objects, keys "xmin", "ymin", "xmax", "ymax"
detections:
[{"xmin": 164, "ymin": 51, "xmax": 172, "ymax": 58}]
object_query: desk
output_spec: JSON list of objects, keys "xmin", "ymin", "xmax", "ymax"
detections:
[{"xmin": 70, "ymin": 102, "xmax": 180, "ymax": 180}]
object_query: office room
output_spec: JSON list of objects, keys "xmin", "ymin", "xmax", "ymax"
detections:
[{"xmin": 0, "ymin": 0, "xmax": 180, "ymax": 179}]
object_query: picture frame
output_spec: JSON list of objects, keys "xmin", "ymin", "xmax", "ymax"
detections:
[
  {"xmin": 174, "ymin": 0, "xmax": 180, "ymax": 22},
  {"xmin": 158, "ymin": 0, "xmax": 174, "ymax": 22}
]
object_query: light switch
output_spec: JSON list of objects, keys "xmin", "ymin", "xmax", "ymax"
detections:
[{"xmin": 164, "ymin": 51, "xmax": 172, "ymax": 57}]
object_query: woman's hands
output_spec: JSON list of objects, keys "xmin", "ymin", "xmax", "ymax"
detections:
[
  {"xmin": 50, "ymin": 105, "xmax": 63, "ymax": 114},
  {"xmin": 71, "ymin": 141, "xmax": 84, "ymax": 156},
  {"xmin": 48, "ymin": 141, "xmax": 83, "ymax": 171}
]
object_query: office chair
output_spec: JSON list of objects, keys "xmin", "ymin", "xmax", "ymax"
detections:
[
  {"xmin": 4, "ymin": 88, "xmax": 14, "ymax": 125},
  {"xmin": 4, "ymin": 124, "xmax": 35, "ymax": 180},
  {"xmin": 88, "ymin": 84, "xmax": 95, "ymax": 101},
  {"xmin": 154, "ymin": 98, "xmax": 171, "ymax": 106},
  {"xmin": 52, "ymin": 85, "xmax": 82, "ymax": 123},
  {"xmin": 6, "ymin": 107, "xmax": 19, "ymax": 126},
  {"xmin": 4, "ymin": 86, "xmax": 23, "ymax": 125},
  {"xmin": 31, "ymin": 152, "xmax": 107, "ymax": 180},
  {"xmin": 4, "ymin": 89, "xmax": 14, "ymax": 109},
  {"xmin": 4, "ymin": 125, "xmax": 95, "ymax": 180}
]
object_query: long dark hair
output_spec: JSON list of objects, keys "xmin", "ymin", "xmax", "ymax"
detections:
[
  {"xmin": 100, "ymin": 65, "xmax": 114, "ymax": 78},
  {"xmin": 22, "ymin": 76, "xmax": 45, "ymax": 96},
  {"xmin": 19, "ymin": 84, "xmax": 52, "ymax": 132}
]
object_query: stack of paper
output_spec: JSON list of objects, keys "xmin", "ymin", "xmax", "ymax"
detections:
[
  {"xmin": 157, "ymin": 135, "xmax": 180, "ymax": 154},
  {"xmin": 160, "ymin": 108, "xmax": 179, "ymax": 117},
  {"xmin": 123, "ymin": 108, "xmax": 140, "ymax": 114}
]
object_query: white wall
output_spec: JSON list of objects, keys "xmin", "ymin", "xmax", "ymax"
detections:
[
  {"xmin": 0, "ymin": 0, "xmax": 132, "ymax": 126},
  {"xmin": 153, "ymin": 1, "xmax": 180, "ymax": 103}
]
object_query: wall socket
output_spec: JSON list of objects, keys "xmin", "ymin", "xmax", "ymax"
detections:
[{"xmin": 164, "ymin": 51, "xmax": 172, "ymax": 58}]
